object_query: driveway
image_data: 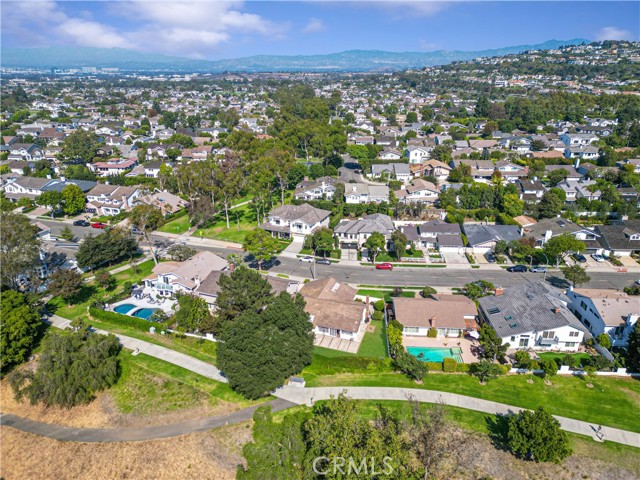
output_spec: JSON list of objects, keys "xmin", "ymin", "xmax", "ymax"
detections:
[{"xmin": 441, "ymin": 251, "xmax": 469, "ymax": 264}]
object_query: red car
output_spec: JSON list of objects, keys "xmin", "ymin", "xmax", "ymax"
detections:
[
  {"xmin": 375, "ymin": 262, "xmax": 393, "ymax": 271},
  {"xmin": 91, "ymin": 222, "xmax": 108, "ymax": 229}
]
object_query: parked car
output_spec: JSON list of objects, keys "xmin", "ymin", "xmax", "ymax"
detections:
[
  {"xmin": 73, "ymin": 219, "xmax": 90, "ymax": 227},
  {"xmin": 315, "ymin": 258, "xmax": 331, "ymax": 265},
  {"xmin": 506, "ymin": 264, "xmax": 527, "ymax": 272},
  {"xmin": 572, "ymin": 253, "xmax": 587, "ymax": 263},
  {"xmin": 375, "ymin": 262, "xmax": 394, "ymax": 271},
  {"xmin": 299, "ymin": 256, "xmax": 314, "ymax": 263},
  {"xmin": 91, "ymin": 222, "xmax": 108, "ymax": 229},
  {"xmin": 484, "ymin": 252, "xmax": 496, "ymax": 263},
  {"xmin": 591, "ymin": 254, "xmax": 605, "ymax": 262},
  {"xmin": 529, "ymin": 266, "xmax": 548, "ymax": 273},
  {"xmin": 636, "ymin": 279, "xmax": 640, "ymax": 286}
]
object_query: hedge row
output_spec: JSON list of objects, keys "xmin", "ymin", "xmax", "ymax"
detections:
[
  {"xmin": 424, "ymin": 360, "xmax": 470, "ymax": 373},
  {"xmin": 89, "ymin": 307, "xmax": 157, "ymax": 332}
]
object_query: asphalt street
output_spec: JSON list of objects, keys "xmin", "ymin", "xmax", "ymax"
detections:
[{"xmin": 33, "ymin": 219, "xmax": 638, "ymax": 290}]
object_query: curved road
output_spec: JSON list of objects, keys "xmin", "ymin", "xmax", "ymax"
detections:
[{"xmin": 2, "ymin": 386, "xmax": 638, "ymax": 447}]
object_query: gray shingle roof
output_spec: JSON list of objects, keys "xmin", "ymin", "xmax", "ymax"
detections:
[
  {"xmin": 478, "ymin": 282, "xmax": 587, "ymax": 338},
  {"xmin": 334, "ymin": 213, "xmax": 394, "ymax": 236},
  {"xmin": 462, "ymin": 224, "xmax": 521, "ymax": 247}
]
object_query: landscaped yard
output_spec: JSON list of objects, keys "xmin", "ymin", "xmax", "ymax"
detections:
[
  {"xmin": 538, "ymin": 352, "xmax": 591, "ymax": 366},
  {"xmin": 158, "ymin": 214, "xmax": 191, "ymax": 234},
  {"xmin": 357, "ymin": 319, "xmax": 388, "ymax": 358},
  {"xmin": 356, "ymin": 289, "xmax": 415, "ymax": 302},
  {"xmin": 303, "ymin": 372, "xmax": 640, "ymax": 432},
  {"xmin": 193, "ymin": 204, "xmax": 257, "ymax": 244}
]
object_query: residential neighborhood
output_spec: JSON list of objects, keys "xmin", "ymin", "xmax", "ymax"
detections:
[{"xmin": 1, "ymin": 19, "xmax": 639, "ymax": 480}]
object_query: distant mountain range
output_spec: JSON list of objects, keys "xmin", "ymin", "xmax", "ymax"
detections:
[{"xmin": 2, "ymin": 39, "xmax": 590, "ymax": 72}]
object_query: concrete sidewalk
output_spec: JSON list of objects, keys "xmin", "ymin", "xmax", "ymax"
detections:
[
  {"xmin": 273, "ymin": 385, "xmax": 640, "ymax": 448},
  {"xmin": 47, "ymin": 315, "xmax": 227, "ymax": 383}
]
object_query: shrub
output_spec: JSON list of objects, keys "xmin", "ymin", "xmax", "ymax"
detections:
[
  {"xmin": 426, "ymin": 361, "xmax": 443, "ymax": 372},
  {"xmin": 388, "ymin": 319, "xmax": 403, "ymax": 331},
  {"xmin": 372, "ymin": 311, "xmax": 384, "ymax": 322},
  {"xmin": 443, "ymin": 357, "xmax": 457, "ymax": 372},
  {"xmin": 623, "ymin": 285, "xmax": 640, "ymax": 295},
  {"xmin": 456, "ymin": 363, "xmax": 470, "ymax": 373},
  {"xmin": 89, "ymin": 307, "xmax": 159, "ymax": 332},
  {"xmin": 469, "ymin": 360, "xmax": 503, "ymax": 383},
  {"xmin": 427, "ymin": 328, "xmax": 438, "ymax": 338},
  {"xmin": 562, "ymin": 355, "xmax": 578, "ymax": 368},
  {"xmin": 374, "ymin": 300, "xmax": 385, "ymax": 311},
  {"xmin": 596, "ymin": 333, "xmax": 611, "ymax": 350},
  {"xmin": 514, "ymin": 351, "xmax": 531, "ymax": 367},
  {"xmin": 394, "ymin": 349, "xmax": 428, "ymax": 380},
  {"xmin": 421, "ymin": 286, "xmax": 437, "ymax": 298}
]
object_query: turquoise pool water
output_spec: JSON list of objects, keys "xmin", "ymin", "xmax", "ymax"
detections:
[
  {"xmin": 407, "ymin": 347, "xmax": 463, "ymax": 363},
  {"xmin": 131, "ymin": 308, "xmax": 158, "ymax": 320},
  {"xmin": 114, "ymin": 303, "xmax": 136, "ymax": 315}
]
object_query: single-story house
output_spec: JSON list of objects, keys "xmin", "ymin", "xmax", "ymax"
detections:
[
  {"xmin": 392, "ymin": 295, "xmax": 478, "ymax": 338},
  {"xmin": 462, "ymin": 224, "xmax": 521, "ymax": 253}
]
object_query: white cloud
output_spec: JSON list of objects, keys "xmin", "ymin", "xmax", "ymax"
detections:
[
  {"xmin": 2, "ymin": 0, "xmax": 289, "ymax": 57},
  {"xmin": 302, "ymin": 18, "xmax": 326, "ymax": 34},
  {"xmin": 595, "ymin": 27, "xmax": 635, "ymax": 41},
  {"xmin": 371, "ymin": 1, "xmax": 449, "ymax": 20}
]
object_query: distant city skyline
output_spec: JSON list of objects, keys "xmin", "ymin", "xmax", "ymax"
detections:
[{"xmin": 2, "ymin": 1, "xmax": 639, "ymax": 60}]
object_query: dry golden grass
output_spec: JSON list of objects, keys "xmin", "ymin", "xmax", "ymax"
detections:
[{"xmin": 1, "ymin": 424, "xmax": 252, "ymax": 480}]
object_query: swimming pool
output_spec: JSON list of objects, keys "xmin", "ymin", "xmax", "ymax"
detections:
[
  {"xmin": 131, "ymin": 308, "xmax": 158, "ymax": 320},
  {"xmin": 407, "ymin": 347, "xmax": 463, "ymax": 363},
  {"xmin": 114, "ymin": 303, "xmax": 137, "ymax": 315}
]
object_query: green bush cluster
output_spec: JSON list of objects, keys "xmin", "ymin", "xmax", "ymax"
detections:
[
  {"xmin": 427, "ymin": 328, "xmax": 438, "ymax": 338},
  {"xmin": 372, "ymin": 311, "xmax": 384, "ymax": 321},
  {"xmin": 374, "ymin": 300, "xmax": 385, "ymax": 311},
  {"xmin": 443, "ymin": 357, "xmax": 457, "ymax": 372}
]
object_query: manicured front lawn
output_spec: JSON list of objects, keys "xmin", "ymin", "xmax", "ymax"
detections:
[
  {"xmin": 158, "ymin": 214, "xmax": 191, "ymax": 234},
  {"xmin": 356, "ymin": 289, "xmax": 415, "ymax": 302},
  {"xmin": 357, "ymin": 319, "xmax": 388, "ymax": 358},
  {"xmin": 194, "ymin": 204, "xmax": 256, "ymax": 244},
  {"xmin": 304, "ymin": 372, "xmax": 640, "ymax": 432}
]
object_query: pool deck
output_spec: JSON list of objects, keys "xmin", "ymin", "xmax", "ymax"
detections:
[
  {"xmin": 403, "ymin": 336, "xmax": 479, "ymax": 364},
  {"xmin": 111, "ymin": 296, "xmax": 175, "ymax": 316}
]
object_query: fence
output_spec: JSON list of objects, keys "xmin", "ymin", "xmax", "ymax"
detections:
[{"xmin": 509, "ymin": 366, "xmax": 637, "ymax": 378}]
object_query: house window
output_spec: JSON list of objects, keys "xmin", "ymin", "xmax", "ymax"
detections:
[
  {"xmin": 510, "ymin": 336, "xmax": 516, "ymax": 342},
  {"xmin": 519, "ymin": 338, "xmax": 529, "ymax": 347},
  {"xmin": 542, "ymin": 331, "xmax": 555, "ymax": 339},
  {"xmin": 580, "ymin": 301, "xmax": 587, "ymax": 310},
  {"xmin": 404, "ymin": 327, "xmax": 419, "ymax": 334},
  {"xmin": 569, "ymin": 331, "xmax": 579, "ymax": 337},
  {"xmin": 565, "ymin": 342, "xmax": 577, "ymax": 348}
]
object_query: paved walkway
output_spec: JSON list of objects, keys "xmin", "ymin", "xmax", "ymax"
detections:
[
  {"xmin": 273, "ymin": 386, "xmax": 640, "ymax": 448},
  {"xmin": 0, "ymin": 398, "xmax": 295, "ymax": 443},
  {"xmin": 47, "ymin": 315, "xmax": 227, "ymax": 383}
]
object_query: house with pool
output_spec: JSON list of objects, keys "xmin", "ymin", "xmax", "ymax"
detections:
[
  {"xmin": 391, "ymin": 295, "xmax": 479, "ymax": 363},
  {"xmin": 143, "ymin": 251, "xmax": 228, "ymax": 298}
]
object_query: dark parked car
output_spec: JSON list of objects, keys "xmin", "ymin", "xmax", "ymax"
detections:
[
  {"xmin": 73, "ymin": 220, "xmax": 90, "ymax": 227},
  {"xmin": 315, "ymin": 258, "xmax": 331, "ymax": 265},
  {"xmin": 484, "ymin": 252, "xmax": 496, "ymax": 263},
  {"xmin": 506, "ymin": 264, "xmax": 527, "ymax": 272},
  {"xmin": 572, "ymin": 253, "xmax": 587, "ymax": 263}
]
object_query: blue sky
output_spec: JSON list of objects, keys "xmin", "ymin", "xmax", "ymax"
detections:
[{"xmin": 2, "ymin": 1, "xmax": 638, "ymax": 59}]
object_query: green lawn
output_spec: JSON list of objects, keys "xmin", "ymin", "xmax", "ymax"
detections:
[
  {"xmin": 158, "ymin": 214, "xmax": 191, "ymax": 234},
  {"xmin": 356, "ymin": 289, "xmax": 415, "ymax": 302},
  {"xmin": 357, "ymin": 319, "xmax": 388, "ymax": 358},
  {"xmin": 194, "ymin": 204, "xmax": 257, "ymax": 243},
  {"xmin": 538, "ymin": 352, "xmax": 591, "ymax": 366},
  {"xmin": 304, "ymin": 372, "xmax": 640, "ymax": 432},
  {"xmin": 110, "ymin": 351, "xmax": 256, "ymax": 415}
]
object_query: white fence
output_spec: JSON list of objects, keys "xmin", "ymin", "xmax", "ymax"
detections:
[{"xmin": 509, "ymin": 365, "xmax": 637, "ymax": 378}]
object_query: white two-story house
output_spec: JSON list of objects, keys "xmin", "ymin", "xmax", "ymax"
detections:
[
  {"xmin": 85, "ymin": 184, "xmax": 140, "ymax": 216},
  {"xmin": 259, "ymin": 203, "xmax": 331, "ymax": 241},
  {"xmin": 394, "ymin": 178, "xmax": 439, "ymax": 204}
]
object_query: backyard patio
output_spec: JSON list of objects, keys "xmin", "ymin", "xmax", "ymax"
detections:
[{"xmin": 403, "ymin": 335, "xmax": 480, "ymax": 364}]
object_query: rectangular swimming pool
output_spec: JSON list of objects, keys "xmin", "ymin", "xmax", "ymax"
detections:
[{"xmin": 406, "ymin": 346, "xmax": 463, "ymax": 363}]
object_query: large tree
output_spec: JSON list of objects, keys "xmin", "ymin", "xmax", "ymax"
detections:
[
  {"xmin": 363, "ymin": 231, "xmax": 386, "ymax": 263},
  {"xmin": 537, "ymin": 190, "xmax": 565, "ymax": 219},
  {"xmin": 215, "ymin": 266, "xmax": 273, "ymax": 334},
  {"xmin": 242, "ymin": 229, "xmax": 280, "ymax": 271},
  {"xmin": 172, "ymin": 294, "xmax": 214, "ymax": 333},
  {"xmin": 625, "ymin": 321, "xmax": 640, "ymax": 374},
  {"xmin": 544, "ymin": 234, "xmax": 586, "ymax": 266},
  {"xmin": 129, "ymin": 203, "xmax": 165, "ymax": 265},
  {"xmin": 76, "ymin": 227, "xmax": 138, "ymax": 270},
  {"xmin": 391, "ymin": 229, "xmax": 408, "ymax": 259},
  {"xmin": 9, "ymin": 329, "xmax": 120, "ymax": 408},
  {"xmin": 0, "ymin": 211, "xmax": 41, "ymax": 289},
  {"xmin": 218, "ymin": 292, "xmax": 313, "ymax": 399},
  {"xmin": 61, "ymin": 129, "xmax": 100, "ymax": 162},
  {"xmin": 478, "ymin": 324, "xmax": 509, "ymax": 361},
  {"xmin": 0, "ymin": 290, "xmax": 42, "ymax": 373},
  {"xmin": 311, "ymin": 227, "xmax": 334, "ymax": 258},
  {"xmin": 506, "ymin": 407, "xmax": 572, "ymax": 463},
  {"xmin": 37, "ymin": 190, "xmax": 63, "ymax": 218},
  {"xmin": 561, "ymin": 264, "xmax": 591, "ymax": 287},
  {"xmin": 47, "ymin": 268, "xmax": 84, "ymax": 306},
  {"xmin": 61, "ymin": 184, "xmax": 86, "ymax": 216}
]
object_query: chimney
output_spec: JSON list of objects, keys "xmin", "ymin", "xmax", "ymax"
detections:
[
  {"xmin": 229, "ymin": 262, "xmax": 235, "ymax": 272},
  {"xmin": 194, "ymin": 275, "xmax": 201, "ymax": 287},
  {"xmin": 554, "ymin": 307, "xmax": 561, "ymax": 314},
  {"xmin": 430, "ymin": 317, "xmax": 436, "ymax": 328},
  {"xmin": 495, "ymin": 287, "xmax": 504, "ymax": 296},
  {"xmin": 303, "ymin": 176, "xmax": 309, "ymax": 181},
  {"xmin": 544, "ymin": 230, "xmax": 553, "ymax": 242},
  {"xmin": 122, "ymin": 195, "xmax": 128, "ymax": 209}
]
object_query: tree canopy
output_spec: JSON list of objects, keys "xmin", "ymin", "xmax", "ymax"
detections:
[
  {"xmin": 76, "ymin": 227, "xmax": 138, "ymax": 270},
  {"xmin": 478, "ymin": 324, "xmax": 509, "ymax": 361},
  {"xmin": 506, "ymin": 407, "xmax": 572, "ymax": 463},
  {"xmin": 242, "ymin": 229, "xmax": 280, "ymax": 271},
  {"xmin": 0, "ymin": 290, "xmax": 42, "ymax": 373},
  {"xmin": 0, "ymin": 211, "xmax": 40, "ymax": 289}
]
